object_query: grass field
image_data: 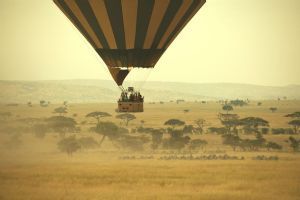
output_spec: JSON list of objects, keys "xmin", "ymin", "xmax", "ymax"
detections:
[{"xmin": 0, "ymin": 100, "xmax": 300, "ymax": 200}]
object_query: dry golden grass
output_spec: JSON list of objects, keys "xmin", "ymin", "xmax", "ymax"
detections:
[
  {"xmin": 0, "ymin": 154, "xmax": 300, "ymax": 200},
  {"xmin": 0, "ymin": 100, "xmax": 300, "ymax": 199}
]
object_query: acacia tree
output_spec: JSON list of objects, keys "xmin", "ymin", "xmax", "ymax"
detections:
[
  {"xmin": 230, "ymin": 99, "xmax": 248, "ymax": 107},
  {"xmin": 266, "ymin": 142, "xmax": 282, "ymax": 151},
  {"xmin": 194, "ymin": 118, "xmax": 207, "ymax": 134},
  {"xmin": 222, "ymin": 104, "xmax": 233, "ymax": 114},
  {"xmin": 116, "ymin": 113, "xmax": 136, "ymax": 126},
  {"xmin": 163, "ymin": 131, "xmax": 190, "ymax": 150},
  {"xmin": 285, "ymin": 112, "xmax": 300, "ymax": 134},
  {"xmin": 94, "ymin": 121, "xmax": 128, "ymax": 147},
  {"xmin": 164, "ymin": 119, "xmax": 185, "ymax": 129},
  {"xmin": 218, "ymin": 113, "xmax": 241, "ymax": 135},
  {"xmin": 285, "ymin": 112, "xmax": 300, "ymax": 118},
  {"xmin": 86, "ymin": 112, "xmax": 111, "ymax": 125},
  {"xmin": 163, "ymin": 119, "xmax": 189, "ymax": 150},
  {"xmin": 46, "ymin": 116, "xmax": 77, "ymax": 138},
  {"xmin": 222, "ymin": 134, "xmax": 241, "ymax": 151},
  {"xmin": 288, "ymin": 120, "xmax": 300, "ymax": 134},
  {"xmin": 289, "ymin": 137, "xmax": 300, "ymax": 151},
  {"xmin": 57, "ymin": 136, "xmax": 81, "ymax": 156},
  {"xmin": 240, "ymin": 117, "xmax": 269, "ymax": 134}
]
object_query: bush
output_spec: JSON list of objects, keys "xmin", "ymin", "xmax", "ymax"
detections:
[
  {"xmin": 208, "ymin": 127, "xmax": 227, "ymax": 134},
  {"xmin": 222, "ymin": 134, "xmax": 240, "ymax": 151},
  {"xmin": 266, "ymin": 142, "xmax": 282, "ymax": 151},
  {"xmin": 183, "ymin": 125, "xmax": 194, "ymax": 134},
  {"xmin": 137, "ymin": 127, "xmax": 154, "ymax": 134},
  {"xmin": 289, "ymin": 137, "xmax": 300, "ymax": 152},
  {"xmin": 230, "ymin": 99, "xmax": 248, "ymax": 107},
  {"xmin": 95, "ymin": 121, "xmax": 128, "ymax": 140},
  {"xmin": 46, "ymin": 116, "xmax": 77, "ymax": 137},
  {"xmin": 163, "ymin": 136, "xmax": 190, "ymax": 150},
  {"xmin": 271, "ymin": 128, "xmax": 294, "ymax": 135},
  {"xmin": 261, "ymin": 127, "xmax": 269, "ymax": 135},
  {"xmin": 189, "ymin": 139, "xmax": 207, "ymax": 150},
  {"xmin": 151, "ymin": 129, "xmax": 164, "ymax": 150}
]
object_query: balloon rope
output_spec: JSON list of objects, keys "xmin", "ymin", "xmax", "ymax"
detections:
[
  {"xmin": 118, "ymin": 86, "xmax": 124, "ymax": 92},
  {"xmin": 137, "ymin": 67, "xmax": 153, "ymax": 90}
]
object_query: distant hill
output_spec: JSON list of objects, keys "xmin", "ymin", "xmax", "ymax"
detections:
[{"xmin": 0, "ymin": 80, "xmax": 299, "ymax": 104}]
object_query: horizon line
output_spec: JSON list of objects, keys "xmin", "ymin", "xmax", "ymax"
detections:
[{"xmin": 0, "ymin": 78, "xmax": 299, "ymax": 88}]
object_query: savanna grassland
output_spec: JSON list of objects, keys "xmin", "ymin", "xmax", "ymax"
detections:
[{"xmin": 0, "ymin": 100, "xmax": 300, "ymax": 200}]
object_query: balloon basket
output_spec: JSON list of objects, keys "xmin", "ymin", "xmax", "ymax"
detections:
[{"xmin": 117, "ymin": 87, "xmax": 144, "ymax": 112}]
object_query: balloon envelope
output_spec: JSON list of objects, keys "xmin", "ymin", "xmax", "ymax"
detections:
[{"xmin": 54, "ymin": 0, "xmax": 206, "ymax": 85}]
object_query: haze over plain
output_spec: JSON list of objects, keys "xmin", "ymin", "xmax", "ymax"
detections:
[{"xmin": 0, "ymin": 0, "xmax": 300, "ymax": 86}]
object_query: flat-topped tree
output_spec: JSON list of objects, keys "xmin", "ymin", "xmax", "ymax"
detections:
[
  {"xmin": 285, "ymin": 112, "xmax": 300, "ymax": 134},
  {"xmin": 230, "ymin": 99, "xmax": 248, "ymax": 107},
  {"xmin": 285, "ymin": 112, "xmax": 300, "ymax": 119},
  {"xmin": 240, "ymin": 117, "xmax": 269, "ymax": 134},
  {"xmin": 218, "ymin": 114, "xmax": 241, "ymax": 135},
  {"xmin": 57, "ymin": 136, "xmax": 81, "ymax": 156},
  {"xmin": 95, "ymin": 121, "xmax": 125, "ymax": 146},
  {"xmin": 116, "ymin": 113, "xmax": 136, "ymax": 126},
  {"xmin": 222, "ymin": 104, "xmax": 233, "ymax": 114},
  {"xmin": 46, "ymin": 116, "xmax": 77, "ymax": 137},
  {"xmin": 86, "ymin": 112, "xmax": 111, "ymax": 125},
  {"xmin": 288, "ymin": 120, "xmax": 300, "ymax": 134},
  {"xmin": 164, "ymin": 119, "xmax": 185, "ymax": 129}
]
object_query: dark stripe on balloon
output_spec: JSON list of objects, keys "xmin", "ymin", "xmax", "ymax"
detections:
[
  {"xmin": 54, "ymin": 0, "xmax": 97, "ymax": 48},
  {"xmin": 74, "ymin": 0, "xmax": 109, "ymax": 48},
  {"xmin": 96, "ymin": 49, "xmax": 164, "ymax": 68},
  {"xmin": 164, "ymin": 0, "xmax": 205, "ymax": 49},
  {"xmin": 135, "ymin": 0, "xmax": 155, "ymax": 48},
  {"xmin": 104, "ymin": 0, "xmax": 126, "ymax": 49},
  {"xmin": 151, "ymin": 0, "xmax": 183, "ymax": 48}
]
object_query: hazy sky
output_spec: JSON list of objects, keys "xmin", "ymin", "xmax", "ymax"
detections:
[{"xmin": 0, "ymin": 0, "xmax": 300, "ymax": 86}]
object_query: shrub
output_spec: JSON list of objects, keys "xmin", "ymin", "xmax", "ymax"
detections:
[
  {"xmin": 266, "ymin": 142, "xmax": 282, "ymax": 151},
  {"xmin": 189, "ymin": 139, "xmax": 207, "ymax": 150}
]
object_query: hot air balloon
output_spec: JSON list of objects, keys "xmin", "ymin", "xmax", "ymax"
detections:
[{"xmin": 53, "ymin": 0, "xmax": 206, "ymax": 112}]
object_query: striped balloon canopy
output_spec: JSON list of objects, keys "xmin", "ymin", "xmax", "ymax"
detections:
[{"xmin": 54, "ymin": 0, "xmax": 206, "ymax": 85}]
